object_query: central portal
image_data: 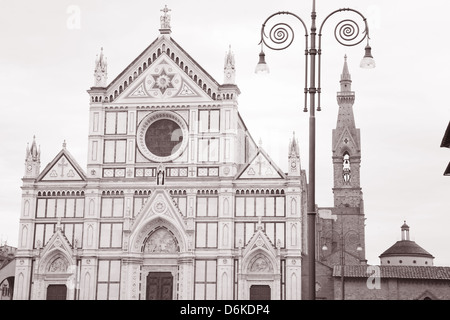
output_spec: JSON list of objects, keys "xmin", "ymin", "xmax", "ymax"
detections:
[
  {"xmin": 249, "ymin": 285, "xmax": 271, "ymax": 300},
  {"xmin": 146, "ymin": 272, "xmax": 173, "ymax": 300},
  {"xmin": 46, "ymin": 284, "xmax": 67, "ymax": 300}
]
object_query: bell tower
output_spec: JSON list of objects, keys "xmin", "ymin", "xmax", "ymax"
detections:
[{"xmin": 332, "ymin": 55, "xmax": 363, "ymax": 208}]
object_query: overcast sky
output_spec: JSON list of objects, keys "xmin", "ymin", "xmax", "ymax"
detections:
[{"xmin": 0, "ymin": 0, "xmax": 449, "ymax": 267}]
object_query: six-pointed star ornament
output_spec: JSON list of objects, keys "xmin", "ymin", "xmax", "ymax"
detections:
[{"xmin": 150, "ymin": 68, "xmax": 175, "ymax": 94}]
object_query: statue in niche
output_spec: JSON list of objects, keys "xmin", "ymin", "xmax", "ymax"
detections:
[{"xmin": 157, "ymin": 165, "xmax": 165, "ymax": 185}]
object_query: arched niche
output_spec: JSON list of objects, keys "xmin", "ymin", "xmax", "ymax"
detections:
[{"xmin": 129, "ymin": 217, "xmax": 187, "ymax": 254}]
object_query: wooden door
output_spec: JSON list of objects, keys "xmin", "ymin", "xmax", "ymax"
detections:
[
  {"xmin": 146, "ymin": 272, "xmax": 173, "ymax": 300},
  {"xmin": 249, "ymin": 285, "xmax": 271, "ymax": 300},
  {"xmin": 46, "ymin": 284, "xmax": 67, "ymax": 300}
]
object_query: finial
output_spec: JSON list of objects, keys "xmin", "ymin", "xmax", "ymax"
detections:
[
  {"xmin": 160, "ymin": 5, "xmax": 172, "ymax": 33},
  {"xmin": 340, "ymin": 54, "xmax": 352, "ymax": 86},
  {"xmin": 63, "ymin": 140, "xmax": 67, "ymax": 149},
  {"xmin": 94, "ymin": 47, "xmax": 107, "ymax": 86}
]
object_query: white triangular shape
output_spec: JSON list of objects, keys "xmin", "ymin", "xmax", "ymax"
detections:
[
  {"xmin": 239, "ymin": 151, "xmax": 284, "ymax": 179},
  {"xmin": 177, "ymin": 82, "xmax": 199, "ymax": 97},
  {"xmin": 129, "ymin": 83, "xmax": 148, "ymax": 97},
  {"xmin": 41, "ymin": 155, "xmax": 83, "ymax": 181},
  {"xmin": 113, "ymin": 53, "xmax": 213, "ymax": 104}
]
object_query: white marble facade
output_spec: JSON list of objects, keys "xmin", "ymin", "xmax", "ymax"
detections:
[{"xmin": 14, "ymin": 8, "xmax": 306, "ymax": 300}]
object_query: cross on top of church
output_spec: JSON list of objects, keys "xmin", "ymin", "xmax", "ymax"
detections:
[
  {"xmin": 161, "ymin": 5, "xmax": 171, "ymax": 15},
  {"xmin": 160, "ymin": 5, "xmax": 171, "ymax": 33}
]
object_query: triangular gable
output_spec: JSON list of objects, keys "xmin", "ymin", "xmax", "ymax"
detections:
[
  {"xmin": 106, "ymin": 36, "xmax": 220, "ymax": 104},
  {"xmin": 38, "ymin": 148, "xmax": 86, "ymax": 182},
  {"xmin": 114, "ymin": 55, "xmax": 213, "ymax": 104},
  {"xmin": 41, "ymin": 223, "xmax": 75, "ymax": 255},
  {"xmin": 38, "ymin": 222, "xmax": 76, "ymax": 274},
  {"xmin": 333, "ymin": 127, "xmax": 360, "ymax": 153},
  {"xmin": 128, "ymin": 189, "xmax": 190, "ymax": 253},
  {"xmin": 242, "ymin": 220, "xmax": 278, "ymax": 258},
  {"xmin": 131, "ymin": 189, "xmax": 186, "ymax": 234},
  {"xmin": 237, "ymin": 148, "xmax": 285, "ymax": 179}
]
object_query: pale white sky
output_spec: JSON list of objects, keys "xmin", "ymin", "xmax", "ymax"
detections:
[{"xmin": 0, "ymin": 0, "xmax": 449, "ymax": 266}]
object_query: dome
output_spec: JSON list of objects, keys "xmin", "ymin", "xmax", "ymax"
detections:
[{"xmin": 379, "ymin": 240, "xmax": 434, "ymax": 259}]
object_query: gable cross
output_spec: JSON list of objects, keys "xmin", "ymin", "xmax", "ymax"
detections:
[
  {"xmin": 58, "ymin": 158, "xmax": 68, "ymax": 177},
  {"xmin": 255, "ymin": 155, "xmax": 264, "ymax": 175}
]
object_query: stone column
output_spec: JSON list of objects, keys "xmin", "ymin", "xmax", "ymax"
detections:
[
  {"xmin": 121, "ymin": 258, "xmax": 142, "ymax": 300},
  {"xmin": 177, "ymin": 256, "xmax": 194, "ymax": 300}
]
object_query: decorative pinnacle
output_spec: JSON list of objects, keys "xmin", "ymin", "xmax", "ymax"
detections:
[
  {"xmin": 341, "ymin": 54, "xmax": 351, "ymax": 81},
  {"xmin": 160, "ymin": 5, "xmax": 172, "ymax": 33},
  {"xmin": 63, "ymin": 140, "xmax": 67, "ymax": 149}
]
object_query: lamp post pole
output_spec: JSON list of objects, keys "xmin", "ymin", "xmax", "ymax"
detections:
[
  {"xmin": 256, "ymin": 0, "xmax": 375, "ymax": 300},
  {"xmin": 340, "ymin": 225, "xmax": 345, "ymax": 300},
  {"xmin": 307, "ymin": 1, "xmax": 319, "ymax": 302}
]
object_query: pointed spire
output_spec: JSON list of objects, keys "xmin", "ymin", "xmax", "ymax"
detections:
[
  {"xmin": 340, "ymin": 55, "xmax": 352, "ymax": 92},
  {"xmin": 94, "ymin": 47, "xmax": 108, "ymax": 87},
  {"xmin": 289, "ymin": 131, "xmax": 300, "ymax": 157},
  {"xmin": 95, "ymin": 47, "xmax": 107, "ymax": 72},
  {"xmin": 30, "ymin": 135, "xmax": 39, "ymax": 161},
  {"xmin": 25, "ymin": 142, "xmax": 30, "ymax": 160},
  {"xmin": 224, "ymin": 45, "xmax": 236, "ymax": 84},
  {"xmin": 224, "ymin": 45, "xmax": 235, "ymax": 69},
  {"xmin": 341, "ymin": 55, "xmax": 351, "ymax": 80},
  {"xmin": 25, "ymin": 135, "xmax": 40, "ymax": 177}
]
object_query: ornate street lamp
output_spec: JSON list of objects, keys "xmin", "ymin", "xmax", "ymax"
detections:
[{"xmin": 255, "ymin": 0, "xmax": 375, "ymax": 300}]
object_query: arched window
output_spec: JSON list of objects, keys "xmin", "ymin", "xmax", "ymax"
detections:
[{"xmin": 343, "ymin": 152, "xmax": 351, "ymax": 183}]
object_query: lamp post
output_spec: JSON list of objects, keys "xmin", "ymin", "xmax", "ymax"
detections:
[
  {"xmin": 321, "ymin": 227, "xmax": 363, "ymax": 300},
  {"xmin": 255, "ymin": 0, "xmax": 375, "ymax": 300}
]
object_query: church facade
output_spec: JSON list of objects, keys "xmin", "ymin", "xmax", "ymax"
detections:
[{"xmin": 14, "ymin": 8, "xmax": 308, "ymax": 300}]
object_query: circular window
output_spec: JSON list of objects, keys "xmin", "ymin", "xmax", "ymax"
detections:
[
  {"xmin": 145, "ymin": 119, "xmax": 183, "ymax": 157},
  {"xmin": 137, "ymin": 112, "xmax": 188, "ymax": 162}
]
